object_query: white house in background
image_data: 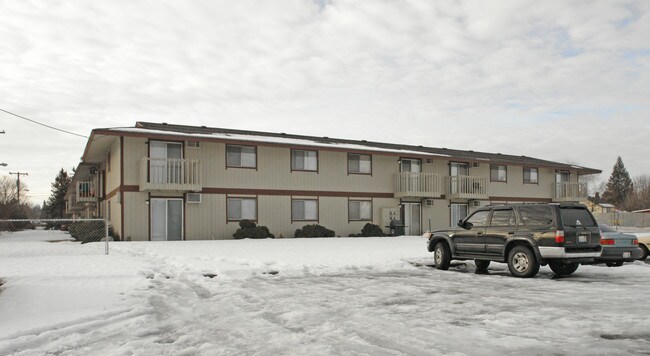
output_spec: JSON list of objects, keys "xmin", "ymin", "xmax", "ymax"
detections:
[{"xmin": 65, "ymin": 122, "xmax": 601, "ymax": 241}]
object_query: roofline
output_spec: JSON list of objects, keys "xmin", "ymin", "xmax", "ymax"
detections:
[{"xmin": 82, "ymin": 127, "xmax": 601, "ymax": 174}]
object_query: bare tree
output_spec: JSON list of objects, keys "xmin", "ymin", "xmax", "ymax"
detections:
[{"xmin": 0, "ymin": 175, "xmax": 29, "ymax": 205}]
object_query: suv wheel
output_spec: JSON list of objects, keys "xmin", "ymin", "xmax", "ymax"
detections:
[
  {"xmin": 507, "ymin": 246, "xmax": 540, "ymax": 278},
  {"xmin": 475, "ymin": 260, "xmax": 490, "ymax": 271},
  {"xmin": 548, "ymin": 261, "xmax": 579, "ymax": 276},
  {"xmin": 434, "ymin": 242, "xmax": 451, "ymax": 270}
]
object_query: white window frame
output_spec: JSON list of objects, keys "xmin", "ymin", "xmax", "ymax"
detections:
[{"xmin": 227, "ymin": 197, "xmax": 257, "ymax": 221}]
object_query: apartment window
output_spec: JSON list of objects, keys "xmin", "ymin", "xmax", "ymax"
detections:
[
  {"xmin": 292, "ymin": 199, "xmax": 318, "ymax": 221},
  {"xmin": 227, "ymin": 197, "xmax": 257, "ymax": 221},
  {"xmin": 400, "ymin": 158, "xmax": 421, "ymax": 173},
  {"xmin": 490, "ymin": 165, "xmax": 507, "ymax": 182},
  {"xmin": 291, "ymin": 149, "xmax": 318, "ymax": 172},
  {"xmin": 107, "ymin": 151, "xmax": 111, "ymax": 172},
  {"xmin": 523, "ymin": 167, "xmax": 538, "ymax": 184},
  {"xmin": 348, "ymin": 154, "xmax": 372, "ymax": 174},
  {"xmin": 226, "ymin": 145, "xmax": 256, "ymax": 168},
  {"xmin": 349, "ymin": 200, "xmax": 372, "ymax": 221}
]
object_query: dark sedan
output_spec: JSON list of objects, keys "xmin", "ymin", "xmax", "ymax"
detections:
[{"xmin": 596, "ymin": 224, "xmax": 643, "ymax": 267}]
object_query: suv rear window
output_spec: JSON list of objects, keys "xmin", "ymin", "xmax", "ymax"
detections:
[
  {"xmin": 560, "ymin": 207, "xmax": 597, "ymax": 227},
  {"xmin": 518, "ymin": 206, "xmax": 553, "ymax": 226}
]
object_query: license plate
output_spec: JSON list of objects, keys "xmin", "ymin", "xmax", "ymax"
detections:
[
  {"xmin": 578, "ymin": 235, "xmax": 587, "ymax": 243},
  {"xmin": 623, "ymin": 252, "xmax": 631, "ymax": 258}
]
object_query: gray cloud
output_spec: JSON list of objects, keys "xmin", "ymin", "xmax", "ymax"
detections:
[{"xmin": 0, "ymin": 0, "xmax": 648, "ymax": 203}]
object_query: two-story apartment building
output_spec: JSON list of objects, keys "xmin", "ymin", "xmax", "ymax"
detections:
[{"xmin": 65, "ymin": 122, "xmax": 600, "ymax": 241}]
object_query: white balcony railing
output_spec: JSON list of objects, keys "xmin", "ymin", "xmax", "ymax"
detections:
[
  {"xmin": 76, "ymin": 181, "xmax": 97, "ymax": 203},
  {"xmin": 394, "ymin": 172, "xmax": 443, "ymax": 198},
  {"xmin": 139, "ymin": 157, "xmax": 202, "ymax": 191},
  {"xmin": 552, "ymin": 182, "xmax": 587, "ymax": 202},
  {"xmin": 446, "ymin": 176, "xmax": 489, "ymax": 200}
]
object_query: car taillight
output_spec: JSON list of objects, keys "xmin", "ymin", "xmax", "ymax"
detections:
[
  {"xmin": 555, "ymin": 230, "xmax": 565, "ymax": 243},
  {"xmin": 601, "ymin": 239, "xmax": 615, "ymax": 245},
  {"xmin": 632, "ymin": 239, "xmax": 639, "ymax": 245}
]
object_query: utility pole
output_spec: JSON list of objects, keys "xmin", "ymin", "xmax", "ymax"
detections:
[{"xmin": 9, "ymin": 171, "xmax": 28, "ymax": 203}]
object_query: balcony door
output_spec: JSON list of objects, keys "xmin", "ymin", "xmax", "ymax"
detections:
[
  {"xmin": 449, "ymin": 162, "xmax": 469, "ymax": 194},
  {"xmin": 151, "ymin": 198, "xmax": 183, "ymax": 241},
  {"xmin": 402, "ymin": 203, "xmax": 421, "ymax": 235},
  {"xmin": 555, "ymin": 171, "xmax": 570, "ymax": 197},
  {"xmin": 150, "ymin": 141, "xmax": 182, "ymax": 184}
]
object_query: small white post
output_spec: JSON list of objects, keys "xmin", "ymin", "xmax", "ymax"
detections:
[{"xmin": 105, "ymin": 218, "xmax": 109, "ymax": 255}]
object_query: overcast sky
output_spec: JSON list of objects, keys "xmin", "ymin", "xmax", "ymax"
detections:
[{"xmin": 1, "ymin": 0, "xmax": 648, "ymax": 205}]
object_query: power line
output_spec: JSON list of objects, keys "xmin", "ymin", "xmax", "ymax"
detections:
[{"xmin": 0, "ymin": 108, "xmax": 88, "ymax": 138}]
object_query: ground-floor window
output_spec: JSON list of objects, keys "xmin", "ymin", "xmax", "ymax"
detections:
[
  {"xmin": 292, "ymin": 199, "xmax": 318, "ymax": 221},
  {"xmin": 450, "ymin": 203, "xmax": 468, "ymax": 227},
  {"xmin": 349, "ymin": 200, "xmax": 372, "ymax": 221},
  {"xmin": 227, "ymin": 197, "xmax": 257, "ymax": 221}
]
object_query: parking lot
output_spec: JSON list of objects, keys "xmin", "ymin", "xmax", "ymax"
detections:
[{"xmin": 1, "ymin": 236, "xmax": 649, "ymax": 355}]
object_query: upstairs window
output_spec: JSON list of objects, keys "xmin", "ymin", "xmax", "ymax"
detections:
[
  {"xmin": 291, "ymin": 149, "xmax": 318, "ymax": 172},
  {"xmin": 348, "ymin": 154, "xmax": 372, "ymax": 175},
  {"xmin": 349, "ymin": 200, "xmax": 372, "ymax": 221},
  {"xmin": 226, "ymin": 145, "xmax": 256, "ymax": 168},
  {"xmin": 523, "ymin": 167, "xmax": 538, "ymax": 184},
  {"xmin": 490, "ymin": 165, "xmax": 507, "ymax": 182}
]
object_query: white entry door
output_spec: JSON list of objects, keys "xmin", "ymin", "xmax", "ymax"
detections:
[
  {"xmin": 151, "ymin": 198, "xmax": 183, "ymax": 241},
  {"xmin": 403, "ymin": 203, "xmax": 421, "ymax": 236}
]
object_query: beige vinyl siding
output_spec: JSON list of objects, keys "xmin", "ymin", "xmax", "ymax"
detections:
[
  {"xmin": 123, "ymin": 192, "xmax": 150, "ymax": 241},
  {"xmin": 191, "ymin": 143, "xmax": 396, "ymax": 193},
  {"xmin": 106, "ymin": 138, "xmax": 121, "ymax": 194},
  {"xmin": 107, "ymin": 197, "xmax": 121, "ymax": 238},
  {"xmin": 123, "ymin": 137, "xmax": 148, "ymax": 186}
]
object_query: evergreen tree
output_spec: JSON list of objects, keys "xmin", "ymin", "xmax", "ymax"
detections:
[
  {"xmin": 44, "ymin": 168, "xmax": 71, "ymax": 219},
  {"xmin": 602, "ymin": 157, "xmax": 633, "ymax": 207}
]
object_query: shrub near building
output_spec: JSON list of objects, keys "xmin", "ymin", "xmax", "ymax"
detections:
[{"xmin": 294, "ymin": 224, "xmax": 335, "ymax": 238}]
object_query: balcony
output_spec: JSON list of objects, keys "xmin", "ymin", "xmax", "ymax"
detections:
[
  {"xmin": 139, "ymin": 157, "xmax": 202, "ymax": 191},
  {"xmin": 394, "ymin": 172, "xmax": 443, "ymax": 198},
  {"xmin": 446, "ymin": 176, "xmax": 489, "ymax": 200},
  {"xmin": 76, "ymin": 181, "xmax": 97, "ymax": 203},
  {"xmin": 552, "ymin": 182, "xmax": 587, "ymax": 202}
]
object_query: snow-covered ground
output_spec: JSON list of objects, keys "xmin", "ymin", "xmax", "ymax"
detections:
[{"xmin": 1, "ymin": 232, "xmax": 649, "ymax": 355}]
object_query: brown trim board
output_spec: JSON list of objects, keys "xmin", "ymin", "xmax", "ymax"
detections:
[
  {"xmin": 120, "ymin": 136, "xmax": 125, "ymax": 241},
  {"xmin": 203, "ymin": 188, "xmax": 393, "ymax": 198}
]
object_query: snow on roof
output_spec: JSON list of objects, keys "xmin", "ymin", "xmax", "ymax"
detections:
[
  {"xmin": 599, "ymin": 203, "xmax": 616, "ymax": 208},
  {"xmin": 110, "ymin": 127, "xmax": 452, "ymax": 157}
]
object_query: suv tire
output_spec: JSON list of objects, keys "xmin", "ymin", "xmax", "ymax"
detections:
[
  {"xmin": 475, "ymin": 260, "xmax": 490, "ymax": 271},
  {"xmin": 434, "ymin": 242, "xmax": 451, "ymax": 270},
  {"xmin": 507, "ymin": 246, "xmax": 540, "ymax": 278},
  {"xmin": 548, "ymin": 261, "xmax": 579, "ymax": 276}
]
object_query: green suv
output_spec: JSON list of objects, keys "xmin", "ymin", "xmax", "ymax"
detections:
[{"xmin": 427, "ymin": 203, "xmax": 602, "ymax": 278}]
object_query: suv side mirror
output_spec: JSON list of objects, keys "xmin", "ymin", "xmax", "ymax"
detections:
[{"xmin": 458, "ymin": 220, "xmax": 473, "ymax": 230}]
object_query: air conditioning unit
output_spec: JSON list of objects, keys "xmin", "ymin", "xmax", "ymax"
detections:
[
  {"xmin": 471, "ymin": 200, "xmax": 481, "ymax": 207},
  {"xmin": 472, "ymin": 162, "xmax": 480, "ymax": 168},
  {"xmin": 424, "ymin": 199, "xmax": 434, "ymax": 206},
  {"xmin": 186, "ymin": 193, "xmax": 202, "ymax": 204},
  {"xmin": 187, "ymin": 141, "xmax": 200, "ymax": 148}
]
